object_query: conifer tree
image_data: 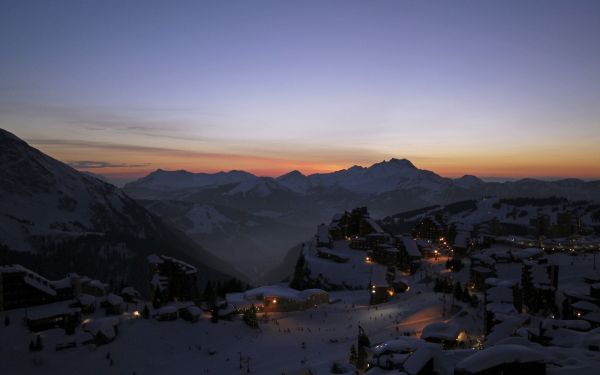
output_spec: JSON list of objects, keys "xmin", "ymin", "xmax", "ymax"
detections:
[{"xmin": 349, "ymin": 344, "xmax": 358, "ymax": 366}]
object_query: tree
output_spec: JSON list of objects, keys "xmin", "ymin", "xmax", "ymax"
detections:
[
  {"xmin": 152, "ymin": 285, "xmax": 163, "ymax": 309},
  {"xmin": 356, "ymin": 325, "xmax": 371, "ymax": 372},
  {"xmin": 243, "ymin": 305, "xmax": 259, "ymax": 329},
  {"xmin": 35, "ymin": 335, "xmax": 43, "ymax": 350},
  {"xmin": 290, "ymin": 251, "xmax": 309, "ymax": 290},
  {"xmin": 211, "ymin": 305, "xmax": 220, "ymax": 323},
  {"xmin": 4, "ymin": 315, "xmax": 9, "ymax": 327},
  {"xmin": 453, "ymin": 282, "xmax": 464, "ymax": 301},
  {"xmin": 203, "ymin": 281, "xmax": 217, "ymax": 309},
  {"xmin": 142, "ymin": 304, "xmax": 150, "ymax": 319},
  {"xmin": 330, "ymin": 362, "xmax": 346, "ymax": 374},
  {"xmin": 349, "ymin": 344, "xmax": 358, "ymax": 366}
]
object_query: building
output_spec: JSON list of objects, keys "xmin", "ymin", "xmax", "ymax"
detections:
[
  {"xmin": 148, "ymin": 254, "xmax": 199, "ymax": 303},
  {"xmin": 25, "ymin": 301, "xmax": 81, "ymax": 332},
  {"xmin": 521, "ymin": 261, "xmax": 559, "ymax": 314},
  {"xmin": 0, "ymin": 265, "xmax": 79, "ymax": 311},
  {"xmin": 420, "ymin": 322, "xmax": 461, "ymax": 349},
  {"xmin": 315, "ymin": 224, "xmax": 333, "ymax": 248},
  {"xmin": 454, "ymin": 344, "xmax": 545, "ymax": 375},
  {"xmin": 227, "ymin": 285, "xmax": 329, "ymax": 313},
  {"xmin": 396, "ymin": 235, "xmax": 422, "ymax": 273}
]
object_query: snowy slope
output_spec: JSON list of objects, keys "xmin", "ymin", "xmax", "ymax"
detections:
[{"xmin": 0, "ymin": 128, "xmax": 244, "ymax": 288}]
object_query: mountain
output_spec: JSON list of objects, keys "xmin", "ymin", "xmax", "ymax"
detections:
[
  {"xmin": 380, "ymin": 197, "xmax": 600, "ymax": 236},
  {"xmin": 0, "ymin": 128, "xmax": 244, "ymax": 293},
  {"xmin": 122, "ymin": 158, "xmax": 600, "ymax": 282}
]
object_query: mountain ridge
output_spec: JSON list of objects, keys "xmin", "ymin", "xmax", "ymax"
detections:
[{"xmin": 0, "ymin": 128, "xmax": 245, "ymax": 292}]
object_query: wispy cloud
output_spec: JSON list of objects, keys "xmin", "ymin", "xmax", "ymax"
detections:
[{"xmin": 67, "ymin": 160, "xmax": 150, "ymax": 169}]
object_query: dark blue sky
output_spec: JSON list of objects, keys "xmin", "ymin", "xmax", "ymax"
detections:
[{"xmin": 1, "ymin": 0, "xmax": 599, "ymax": 181}]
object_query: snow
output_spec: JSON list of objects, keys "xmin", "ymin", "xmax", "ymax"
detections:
[
  {"xmin": 421, "ymin": 322, "xmax": 460, "ymax": 341},
  {"xmin": 402, "ymin": 237, "xmax": 421, "ymax": 257},
  {"xmin": 455, "ymin": 345, "xmax": 544, "ymax": 373},
  {"xmin": 156, "ymin": 306, "xmax": 178, "ymax": 315},
  {"xmin": 26, "ymin": 301, "xmax": 80, "ymax": 321},
  {"xmin": 243, "ymin": 285, "xmax": 328, "ymax": 302},
  {"xmin": 106, "ymin": 294, "xmax": 123, "ymax": 306},
  {"xmin": 185, "ymin": 204, "xmax": 232, "ymax": 234}
]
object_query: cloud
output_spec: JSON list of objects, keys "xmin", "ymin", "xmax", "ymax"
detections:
[{"xmin": 68, "ymin": 160, "xmax": 150, "ymax": 169}]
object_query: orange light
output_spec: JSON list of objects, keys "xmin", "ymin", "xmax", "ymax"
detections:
[{"xmin": 272, "ymin": 298, "xmax": 278, "ymax": 304}]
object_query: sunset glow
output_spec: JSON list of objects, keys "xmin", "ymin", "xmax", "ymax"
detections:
[{"xmin": 1, "ymin": 0, "xmax": 599, "ymax": 184}]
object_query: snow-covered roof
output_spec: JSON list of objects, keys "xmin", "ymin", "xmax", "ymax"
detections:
[
  {"xmin": 83, "ymin": 316, "xmax": 119, "ymax": 339},
  {"xmin": 244, "ymin": 285, "xmax": 328, "ymax": 302},
  {"xmin": 186, "ymin": 306, "xmax": 202, "ymax": 316},
  {"xmin": 421, "ymin": 322, "xmax": 460, "ymax": 341},
  {"xmin": 453, "ymin": 231, "xmax": 471, "ymax": 249},
  {"xmin": 541, "ymin": 319, "xmax": 591, "ymax": 331},
  {"xmin": 486, "ymin": 286, "xmax": 513, "ymax": 303},
  {"xmin": 88, "ymin": 279, "xmax": 108, "ymax": 290},
  {"xmin": 157, "ymin": 305, "xmax": 178, "ymax": 315},
  {"xmin": 511, "ymin": 247, "xmax": 544, "ymax": 260},
  {"xmin": 121, "ymin": 286, "xmax": 141, "ymax": 297},
  {"xmin": 470, "ymin": 254, "xmax": 495, "ymax": 266},
  {"xmin": 77, "ymin": 293, "xmax": 95, "ymax": 305},
  {"xmin": 316, "ymin": 224, "xmax": 330, "ymax": 243},
  {"xmin": 27, "ymin": 302, "xmax": 81, "ymax": 320},
  {"xmin": 147, "ymin": 254, "xmax": 164, "ymax": 264},
  {"xmin": 106, "ymin": 293, "xmax": 123, "ymax": 306},
  {"xmin": 402, "ymin": 236, "xmax": 421, "ymax": 257},
  {"xmin": 583, "ymin": 312, "xmax": 600, "ymax": 323},
  {"xmin": 365, "ymin": 218, "xmax": 384, "ymax": 234},
  {"xmin": 403, "ymin": 347, "xmax": 434, "ymax": 374},
  {"xmin": 485, "ymin": 302, "xmax": 517, "ymax": 315},
  {"xmin": 572, "ymin": 300, "xmax": 600, "ymax": 312},
  {"xmin": 455, "ymin": 345, "xmax": 543, "ymax": 373},
  {"xmin": 371, "ymin": 337, "xmax": 428, "ymax": 356},
  {"xmin": 471, "ymin": 266, "xmax": 494, "ymax": 274}
]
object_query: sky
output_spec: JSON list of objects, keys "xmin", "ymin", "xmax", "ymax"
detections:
[{"xmin": 1, "ymin": 0, "xmax": 599, "ymax": 185}]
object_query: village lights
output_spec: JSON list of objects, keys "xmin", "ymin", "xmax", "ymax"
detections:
[
  {"xmin": 132, "ymin": 310, "xmax": 141, "ymax": 318},
  {"xmin": 272, "ymin": 298, "xmax": 278, "ymax": 304}
]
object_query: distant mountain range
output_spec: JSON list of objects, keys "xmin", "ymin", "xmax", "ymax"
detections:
[
  {"xmin": 122, "ymin": 157, "xmax": 600, "ymax": 283},
  {"xmin": 0, "ymin": 129, "xmax": 244, "ymax": 293}
]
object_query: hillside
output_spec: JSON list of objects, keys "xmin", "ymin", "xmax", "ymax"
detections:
[{"xmin": 0, "ymin": 128, "xmax": 244, "ymax": 293}]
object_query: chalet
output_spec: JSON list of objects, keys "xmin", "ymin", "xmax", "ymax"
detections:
[
  {"xmin": 0, "ymin": 265, "xmax": 78, "ymax": 311},
  {"xmin": 483, "ymin": 279, "xmax": 522, "ymax": 336},
  {"xmin": 228, "ymin": 285, "xmax": 329, "ymax": 313},
  {"xmin": 420, "ymin": 322, "xmax": 461, "ymax": 349},
  {"xmin": 396, "ymin": 236, "xmax": 422, "ymax": 273},
  {"xmin": 81, "ymin": 279, "xmax": 109, "ymax": 297},
  {"xmin": 454, "ymin": 344, "xmax": 545, "ymax": 375},
  {"xmin": 532, "ymin": 319, "xmax": 592, "ymax": 346},
  {"xmin": 179, "ymin": 305, "xmax": 202, "ymax": 323},
  {"xmin": 102, "ymin": 293, "xmax": 124, "ymax": 315},
  {"xmin": 76, "ymin": 294, "xmax": 96, "ymax": 314},
  {"xmin": 470, "ymin": 266, "xmax": 496, "ymax": 292},
  {"xmin": 350, "ymin": 236, "xmax": 369, "ymax": 250},
  {"xmin": 452, "ymin": 230, "xmax": 472, "ymax": 255},
  {"xmin": 155, "ymin": 305, "xmax": 179, "ymax": 321},
  {"xmin": 369, "ymin": 337, "xmax": 437, "ymax": 373},
  {"xmin": 316, "ymin": 247, "xmax": 349, "ymax": 263},
  {"xmin": 315, "ymin": 224, "xmax": 333, "ymax": 248},
  {"xmin": 370, "ymin": 283, "xmax": 395, "ymax": 305},
  {"xmin": 366, "ymin": 232, "xmax": 390, "ymax": 249},
  {"xmin": 521, "ymin": 261, "xmax": 558, "ymax": 314},
  {"xmin": 120, "ymin": 287, "xmax": 141, "ymax": 302},
  {"xmin": 372, "ymin": 244, "xmax": 400, "ymax": 266},
  {"xmin": 82, "ymin": 316, "xmax": 120, "ymax": 345},
  {"xmin": 413, "ymin": 216, "xmax": 446, "ymax": 242},
  {"xmin": 26, "ymin": 301, "xmax": 81, "ymax": 332},
  {"xmin": 148, "ymin": 254, "xmax": 199, "ymax": 302}
]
